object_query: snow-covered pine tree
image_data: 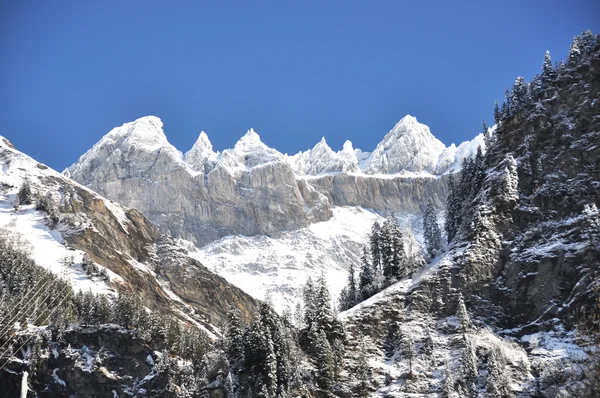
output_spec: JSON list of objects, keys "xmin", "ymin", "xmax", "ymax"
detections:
[
  {"xmin": 541, "ymin": 50, "xmax": 555, "ymax": 85},
  {"xmin": 263, "ymin": 326, "xmax": 278, "ymax": 397},
  {"xmin": 226, "ymin": 305, "xmax": 246, "ymax": 373},
  {"xmin": 511, "ymin": 76, "xmax": 529, "ymax": 112},
  {"xmin": 302, "ymin": 277, "xmax": 316, "ymax": 329},
  {"xmin": 293, "ymin": 302, "xmax": 303, "ymax": 329},
  {"xmin": 315, "ymin": 330, "xmax": 335, "ymax": 391},
  {"xmin": 445, "ymin": 175, "xmax": 458, "ymax": 243},
  {"xmin": 347, "ymin": 262, "xmax": 357, "ymax": 307},
  {"xmin": 423, "ymin": 198, "xmax": 443, "ymax": 259},
  {"xmin": 339, "ymin": 263, "xmax": 358, "ymax": 311},
  {"xmin": 358, "ymin": 246, "xmax": 375, "ymax": 301},
  {"xmin": 482, "ymin": 120, "xmax": 493, "ymax": 151},
  {"xmin": 355, "ymin": 337, "xmax": 371, "ymax": 397},
  {"xmin": 473, "ymin": 145, "xmax": 486, "ymax": 192},
  {"xmin": 380, "ymin": 218, "xmax": 393, "ymax": 282},
  {"xmin": 493, "ymin": 100, "xmax": 501, "ymax": 124},
  {"xmin": 331, "ymin": 338, "xmax": 345, "ymax": 381},
  {"xmin": 486, "ymin": 346, "xmax": 510, "ymax": 397},
  {"xmin": 580, "ymin": 29, "xmax": 596, "ymax": 55},
  {"xmin": 503, "ymin": 86, "xmax": 512, "ymax": 118},
  {"xmin": 314, "ymin": 273, "xmax": 333, "ymax": 332},
  {"xmin": 456, "ymin": 293, "xmax": 471, "ymax": 334},
  {"xmin": 569, "ymin": 33, "xmax": 583, "ymax": 65},
  {"xmin": 370, "ymin": 222, "xmax": 382, "ymax": 275},
  {"xmin": 389, "ymin": 221, "xmax": 405, "ymax": 279}
]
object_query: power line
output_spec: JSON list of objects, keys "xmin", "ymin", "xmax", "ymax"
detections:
[
  {"xmin": 0, "ymin": 281, "xmax": 70, "ymax": 363},
  {"xmin": 0, "ymin": 277, "xmax": 60, "ymax": 339},
  {"xmin": 0, "ymin": 273, "xmax": 51, "ymax": 327},
  {"xmin": 0, "ymin": 282, "xmax": 73, "ymax": 372}
]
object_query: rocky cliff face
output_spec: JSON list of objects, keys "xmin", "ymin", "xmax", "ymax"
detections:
[{"xmin": 65, "ymin": 115, "xmax": 482, "ymax": 247}]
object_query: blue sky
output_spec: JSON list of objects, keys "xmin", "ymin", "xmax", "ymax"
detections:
[{"xmin": 1, "ymin": 1, "xmax": 598, "ymax": 171}]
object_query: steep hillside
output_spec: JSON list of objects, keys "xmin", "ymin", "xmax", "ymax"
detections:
[
  {"xmin": 333, "ymin": 31, "xmax": 600, "ymax": 397},
  {"xmin": 0, "ymin": 136, "xmax": 258, "ymax": 330}
]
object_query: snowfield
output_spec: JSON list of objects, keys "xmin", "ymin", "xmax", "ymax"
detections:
[{"xmin": 186, "ymin": 207, "xmax": 425, "ymax": 313}]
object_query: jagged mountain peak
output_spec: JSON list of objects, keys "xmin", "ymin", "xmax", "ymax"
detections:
[
  {"xmin": 185, "ymin": 131, "xmax": 218, "ymax": 173},
  {"xmin": 107, "ymin": 115, "xmax": 171, "ymax": 151},
  {"xmin": 364, "ymin": 114, "xmax": 447, "ymax": 174},
  {"xmin": 65, "ymin": 115, "xmax": 185, "ymax": 187}
]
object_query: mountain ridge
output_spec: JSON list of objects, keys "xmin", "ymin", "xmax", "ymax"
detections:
[{"xmin": 65, "ymin": 114, "xmax": 486, "ymax": 180}]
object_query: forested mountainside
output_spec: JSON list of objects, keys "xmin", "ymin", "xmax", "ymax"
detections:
[
  {"xmin": 0, "ymin": 30, "xmax": 598, "ymax": 397},
  {"xmin": 334, "ymin": 30, "xmax": 600, "ymax": 397}
]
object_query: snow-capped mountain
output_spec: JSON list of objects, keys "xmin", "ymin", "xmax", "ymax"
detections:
[{"xmin": 64, "ymin": 114, "xmax": 479, "ymax": 312}]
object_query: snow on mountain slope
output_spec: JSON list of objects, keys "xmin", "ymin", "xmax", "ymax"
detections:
[
  {"xmin": 0, "ymin": 136, "xmax": 258, "ymax": 331},
  {"xmin": 185, "ymin": 207, "xmax": 424, "ymax": 313},
  {"xmin": 0, "ymin": 200, "xmax": 117, "ymax": 296},
  {"xmin": 0, "ymin": 139, "xmax": 117, "ymax": 295}
]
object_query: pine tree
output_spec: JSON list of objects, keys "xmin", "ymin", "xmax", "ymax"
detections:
[
  {"xmin": 569, "ymin": 33, "xmax": 583, "ymax": 65},
  {"xmin": 580, "ymin": 29, "xmax": 596, "ymax": 55},
  {"xmin": 493, "ymin": 100, "xmax": 501, "ymax": 124},
  {"xmin": 293, "ymin": 302, "xmax": 303, "ymax": 329},
  {"xmin": 370, "ymin": 222, "xmax": 382, "ymax": 275},
  {"xmin": 541, "ymin": 50, "xmax": 555, "ymax": 85},
  {"xmin": 474, "ymin": 145, "xmax": 485, "ymax": 190},
  {"xmin": 264, "ymin": 328, "xmax": 278, "ymax": 398},
  {"xmin": 482, "ymin": 119, "xmax": 492, "ymax": 150},
  {"xmin": 456, "ymin": 293, "xmax": 471, "ymax": 334},
  {"xmin": 358, "ymin": 247, "xmax": 375, "ymax": 300},
  {"xmin": 355, "ymin": 337, "xmax": 371, "ymax": 397},
  {"xmin": 511, "ymin": 76, "xmax": 529, "ymax": 112},
  {"xmin": 381, "ymin": 216, "xmax": 405, "ymax": 282},
  {"xmin": 315, "ymin": 330, "xmax": 335, "ymax": 391},
  {"xmin": 503, "ymin": 87, "xmax": 511, "ymax": 117},
  {"xmin": 302, "ymin": 277, "xmax": 316, "ymax": 329},
  {"xmin": 486, "ymin": 347, "xmax": 510, "ymax": 397},
  {"xmin": 226, "ymin": 306, "xmax": 246, "ymax": 373},
  {"xmin": 423, "ymin": 198, "xmax": 443, "ymax": 259},
  {"xmin": 331, "ymin": 338, "xmax": 345, "ymax": 381},
  {"xmin": 313, "ymin": 273, "xmax": 333, "ymax": 332},
  {"xmin": 339, "ymin": 263, "xmax": 358, "ymax": 311},
  {"xmin": 445, "ymin": 175, "xmax": 458, "ymax": 243},
  {"xmin": 389, "ymin": 221, "xmax": 405, "ymax": 279},
  {"xmin": 347, "ymin": 262, "xmax": 357, "ymax": 307}
]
